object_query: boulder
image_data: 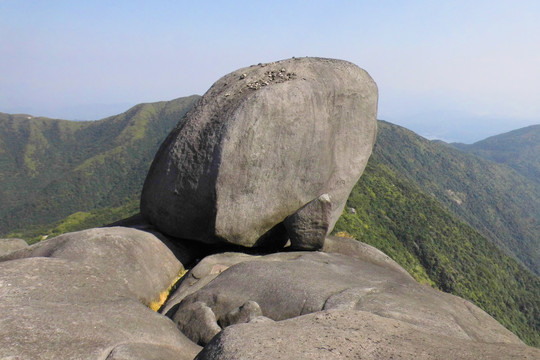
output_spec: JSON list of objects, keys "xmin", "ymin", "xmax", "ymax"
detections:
[
  {"xmin": 1, "ymin": 227, "xmax": 182, "ymax": 305},
  {"xmin": 105, "ymin": 343, "xmax": 193, "ymax": 360},
  {"xmin": 284, "ymin": 193, "xmax": 331, "ymax": 250},
  {"xmin": 196, "ymin": 309, "xmax": 540, "ymax": 360},
  {"xmin": 0, "ymin": 238, "xmax": 28, "ymax": 256},
  {"xmin": 107, "ymin": 213, "xmax": 209, "ymax": 268},
  {"xmin": 161, "ymin": 252, "xmax": 258, "ymax": 317},
  {"xmin": 322, "ymin": 235, "xmax": 412, "ymax": 278},
  {"xmin": 0, "ymin": 227, "xmax": 201, "ymax": 359},
  {"xmin": 165, "ymin": 240, "xmax": 524, "ymax": 348},
  {"xmin": 141, "ymin": 57, "xmax": 378, "ymax": 248}
]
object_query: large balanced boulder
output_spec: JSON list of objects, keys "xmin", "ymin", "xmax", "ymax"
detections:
[
  {"xmin": 141, "ymin": 57, "xmax": 378, "ymax": 249},
  {"xmin": 0, "ymin": 227, "xmax": 201, "ymax": 359}
]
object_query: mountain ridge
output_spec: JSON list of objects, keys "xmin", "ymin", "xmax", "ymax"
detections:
[
  {"xmin": 453, "ymin": 124, "xmax": 540, "ymax": 184},
  {"xmin": 374, "ymin": 120, "xmax": 540, "ymax": 275},
  {"xmin": 333, "ymin": 155, "xmax": 540, "ymax": 346},
  {"xmin": 0, "ymin": 95, "xmax": 201, "ymax": 235}
]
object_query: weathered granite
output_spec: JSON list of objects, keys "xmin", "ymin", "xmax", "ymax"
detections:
[
  {"xmin": 0, "ymin": 238, "xmax": 28, "ymax": 256},
  {"xmin": 284, "ymin": 194, "xmax": 331, "ymax": 250},
  {"xmin": 0, "ymin": 227, "xmax": 201, "ymax": 359},
  {"xmin": 196, "ymin": 309, "xmax": 540, "ymax": 359},
  {"xmin": 165, "ymin": 240, "xmax": 524, "ymax": 348},
  {"xmin": 141, "ymin": 57, "xmax": 378, "ymax": 248}
]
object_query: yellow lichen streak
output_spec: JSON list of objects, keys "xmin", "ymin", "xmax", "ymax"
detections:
[{"xmin": 148, "ymin": 268, "xmax": 189, "ymax": 311}]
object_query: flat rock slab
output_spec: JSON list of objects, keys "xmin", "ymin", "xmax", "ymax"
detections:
[
  {"xmin": 166, "ymin": 239, "xmax": 523, "ymax": 348},
  {"xmin": 196, "ymin": 309, "xmax": 540, "ymax": 360},
  {"xmin": 141, "ymin": 57, "xmax": 378, "ymax": 248},
  {"xmin": 0, "ymin": 227, "xmax": 201, "ymax": 359}
]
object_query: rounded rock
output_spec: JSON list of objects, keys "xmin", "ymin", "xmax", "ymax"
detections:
[{"xmin": 141, "ymin": 57, "xmax": 378, "ymax": 247}]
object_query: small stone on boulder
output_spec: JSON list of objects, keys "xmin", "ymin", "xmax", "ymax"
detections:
[{"xmin": 219, "ymin": 300, "xmax": 263, "ymax": 328}]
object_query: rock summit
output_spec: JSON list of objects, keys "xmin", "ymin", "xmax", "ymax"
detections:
[
  {"xmin": 2, "ymin": 58, "xmax": 539, "ymax": 359},
  {"xmin": 141, "ymin": 57, "xmax": 378, "ymax": 249}
]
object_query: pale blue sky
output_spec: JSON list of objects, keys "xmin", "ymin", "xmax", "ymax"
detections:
[{"xmin": 1, "ymin": 0, "xmax": 539, "ymax": 142}]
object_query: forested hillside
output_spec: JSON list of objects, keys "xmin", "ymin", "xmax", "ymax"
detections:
[
  {"xmin": 333, "ymin": 159, "xmax": 540, "ymax": 347},
  {"xmin": 373, "ymin": 121, "xmax": 540, "ymax": 275},
  {"xmin": 453, "ymin": 124, "xmax": 540, "ymax": 184},
  {"xmin": 0, "ymin": 95, "xmax": 200, "ymax": 236}
]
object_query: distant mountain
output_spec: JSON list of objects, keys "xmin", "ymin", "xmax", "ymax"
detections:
[
  {"xmin": 0, "ymin": 95, "xmax": 200, "ymax": 237},
  {"xmin": 4, "ymin": 115, "xmax": 537, "ymax": 275},
  {"xmin": 2, "ymin": 102, "xmax": 136, "ymax": 121},
  {"xmin": 453, "ymin": 124, "xmax": 540, "ymax": 184},
  {"xmin": 372, "ymin": 121, "xmax": 540, "ymax": 276},
  {"xmin": 383, "ymin": 109, "xmax": 536, "ymax": 143}
]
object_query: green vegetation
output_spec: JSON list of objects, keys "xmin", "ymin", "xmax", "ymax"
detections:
[
  {"xmin": 0, "ymin": 96, "xmax": 200, "ymax": 237},
  {"xmin": 334, "ymin": 158, "xmax": 540, "ymax": 347},
  {"xmin": 373, "ymin": 121, "xmax": 540, "ymax": 275},
  {"xmin": 148, "ymin": 269, "xmax": 188, "ymax": 312},
  {"xmin": 454, "ymin": 124, "xmax": 540, "ymax": 184},
  {"xmin": 7, "ymin": 200, "xmax": 139, "ymax": 244}
]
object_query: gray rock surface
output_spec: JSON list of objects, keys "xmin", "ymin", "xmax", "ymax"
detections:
[
  {"xmin": 284, "ymin": 193, "xmax": 331, "ymax": 250},
  {"xmin": 1, "ymin": 227, "xmax": 182, "ymax": 305},
  {"xmin": 108, "ymin": 213, "xmax": 209, "ymax": 268},
  {"xmin": 219, "ymin": 300, "xmax": 264, "ymax": 328},
  {"xmin": 105, "ymin": 343, "xmax": 192, "ymax": 360},
  {"xmin": 161, "ymin": 252, "xmax": 257, "ymax": 317},
  {"xmin": 141, "ymin": 57, "xmax": 378, "ymax": 248},
  {"xmin": 322, "ymin": 235, "xmax": 413, "ymax": 278},
  {"xmin": 165, "ymin": 240, "xmax": 524, "ymax": 349},
  {"xmin": 0, "ymin": 227, "xmax": 201, "ymax": 359},
  {"xmin": 196, "ymin": 309, "xmax": 540, "ymax": 360},
  {"xmin": 0, "ymin": 237, "xmax": 28, "ymax": 256}
]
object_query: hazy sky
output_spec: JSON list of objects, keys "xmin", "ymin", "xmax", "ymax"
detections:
[{"xmin": 1, "ymin": 1, "xmax": 539, "ymax": 142}]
